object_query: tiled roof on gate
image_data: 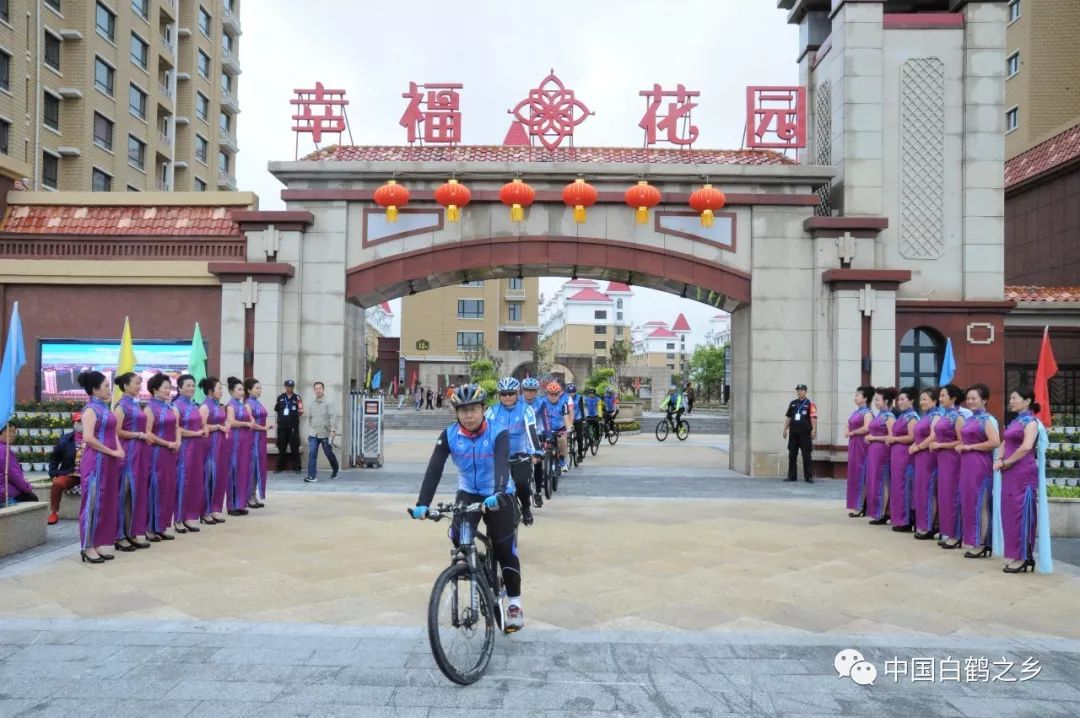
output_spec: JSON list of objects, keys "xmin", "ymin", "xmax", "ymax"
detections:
[
  {"xmin": 648, "ymin": 327, "xmax": 678, "ymax": 338},
  {"xmin": 1005, "ymin": 285, "xmax": 1080, "ymax": 303},
  {"xmin": 301, "ymin": 145, "xmax": 796, "ymax": 166},
  {"xmin": 566, "ymin": 288, "xmax": 613, "ymax": 303},
  {"xmin": 1, "ymin": 205, "xmax": 243, "ymax": 236},
  {"xmin": 671, "ymin": 313, "xmax": 691, "ymax": 331},
  {"xmin": 1005, "ymin": 122, "xmax": 1080, "ymax": 189}
]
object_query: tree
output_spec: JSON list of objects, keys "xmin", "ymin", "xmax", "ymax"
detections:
[
  {"xmin": 609, "ymin": 339, "xmax": 632, "ymax": 379},
  {"xmin": 469, "ymin": 358, "xmax": 498, "ymax": 406},
  {"xmin": 586, "ymin": 367, "xmax": 616, "ymax": 393},
  {"xmin": 688, "ymin": 344, "xmax": 725, "ymax": 400},
  {"xmin": 531, "ymin": 336, "xmax": 552, "ymax": 377}
]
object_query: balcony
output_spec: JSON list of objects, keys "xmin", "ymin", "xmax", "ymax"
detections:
[
  {"xmin": 160, "ymin": 0, "xmax": 176, "ymax": 19},
  {"xmin": 504, "ymin": 288, "xmax": 526, "ymax": 301},
  {"xmin": 222, "ymin": 3, "xmax": 242, "ymax": 34},
  {"xmin": 155, "ymin": 179, "xmax": 171, "ymax": 191},
  {"xmin": 220, "ymin": 88, "xmax": 239, "ymax": 113},
  {"xmin": 498, "ymin": 322, "xmax": 539, "ymax": 332},
  {"xmin": 219, "ymin": 132, "xmax": 238, "ymax": 152},
  {"xmin": 158, "ymin": 130, "xmax": 170, "ymax": 146},
  {"xmin": 159, "ymin": 81, "xmax": 173, "ymax": 99},
  {"xmin": 217, "ymin": 171, "xmax": 236, "ymax": 190},
  {"xmin": 160, "ymin": 34, "xmax": 175, "ymax": 56},
  {"xmin": 221, "ymin": 47, "xmax": 241, "ymax": 75}
]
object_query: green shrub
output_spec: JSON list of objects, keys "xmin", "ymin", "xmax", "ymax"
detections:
[
  {"xmin": 616, "ymin": 421, "xmax": 640, "ymax": 432},
  {"xmin": 1048, "ymin": 484, "xmax": 1080, "ymax": 499}
]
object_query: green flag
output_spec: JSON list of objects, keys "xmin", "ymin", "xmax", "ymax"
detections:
[{"xmin": 188, "ymin": 322, "xmax": 208, "ymax": 401}]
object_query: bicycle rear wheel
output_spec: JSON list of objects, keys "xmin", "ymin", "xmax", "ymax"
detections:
[
  {"xmin": 607, "ymin": 425, "xmax": 619, "ymax": 445},
  {"xmin": 427, "ymin": 562, "xmax": 496, "ymax": 685},
  {"xmin": 676, "ymin": 420, "xmax": 690, "ymax": 441},
  {"xmin": 655, "ymin": 420, "xmax": 669, "ymax": 442},
  {"xmin": 589, "ymin": 425, "xmax": 600, "ymax": 456},
  {"xmin": 543, "ymin": 455, "xmax": 553, "ymax": 499}
]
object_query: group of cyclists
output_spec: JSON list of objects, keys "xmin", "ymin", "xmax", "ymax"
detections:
[{"xmin": 410, "ymin": 376, "xmax": 620, "ymax": 633}]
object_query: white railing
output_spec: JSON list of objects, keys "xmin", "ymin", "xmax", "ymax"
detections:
[{"xmin": 159, "ymin": 82, "xmax": 172, "ymax": 98}]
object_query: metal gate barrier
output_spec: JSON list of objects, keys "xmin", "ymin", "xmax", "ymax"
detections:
[{"xmin": 349, "ymin": 391, "xmax": 384, "ymax": 468}]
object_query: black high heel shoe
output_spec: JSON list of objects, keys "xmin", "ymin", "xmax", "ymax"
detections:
[
  {"xmin": 1003, "ymin": 559, "xmax": 1035, "ymax": 573},
  {"xmin": 913, "ymin": 530, "xmax": 936, "ymax": 540},
  {"xmin": 158, "ymin": 532, "xmax": 176, "ymax": 541},
  {"xmin": 183, "ymin": 522, "xmax": 200, "ymax": 533},
  {"xmin": 199, "ymin": 516, "xmax": 219, "ymax": 525},
  {"xmin": 146, "ymin": 533, "xmax": 162, "ymax": 542},
  {"xmin": 113, "ymin": 540, "xmax": 137, "ymax": 553},
  {"xmin": 964, "ymin": 546, "xmax": 991, "ymax": 558},
  {"xmin": 227, "ymin": 509, "xmax": 249, "ymax": 516},
  {"xmin": 128, "ymin": 536, "xmax": 151, "ymax": 549},
  {"xmin": 892, "ymin": 525, "xmax": 913, "ymax": 532},
  {"xmin": 939, "ymin": 539, "xmax": 962, "ymax": 550},
  {"xmin": 173, "ymin": 524, "xmax": 188, "ymax": 534},
  {"xmin": 80, "ymin": 550, "xmax": 106, "ymax": 564},
  {"xmin": 100, "ymin": 553, "xmax": 115, "ymax": 560},
  {"xmin": 848, "ymin": 510, "xmax": 866, "ymax": 518},
  {"xmin": 868, "ymin": 517, "xmax": 889, "ymax": 525}
]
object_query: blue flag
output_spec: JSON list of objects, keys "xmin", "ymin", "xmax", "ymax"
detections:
[
  {"xmin": 371, "ymin": 370, "xmax": 382, "ymax": 390},
  {"xmin": 0, "ymin": 302, "xmax": 26, "ymax": 430},
  {"xmin": 939, "ymin": 337, "xmax": 956, "ymax": 386}
]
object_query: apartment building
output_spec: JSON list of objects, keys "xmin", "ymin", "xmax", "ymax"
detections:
[
  {"xmin": 628, "ymin": 314, "xmax": 691, "ymax": 371},
  {"xmin": 0, "ymin": 0, "xmax": 241, "ymax": 192},
  {"xmin": 1003, "ymin": 0, "xmax": 1080, "ymax": 159},
  {"xmin": 704, "ymin": 314, "xmax": 731, "ymax": 348},
  {"xmin": 400, "ymin": 278, "xmax": 540, "ymax": 389},
  {"xmin": 540, "ymin": 280, "xmax": 634, "ymax": 365}
]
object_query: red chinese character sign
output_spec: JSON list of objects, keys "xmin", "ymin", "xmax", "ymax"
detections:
[
  {"xmin": 291, "ymin": 82, "xmax": 352, "ymax": 158},
  {"xmin": 745, "ymin": 86, "xmax": 806, "ymax": 149},
  {"xmin": 506, "ymin": 70, "xmax": 594, "ymax": 150},
  {"xmin": 639, "ymin": 84, "xmax": 700, "ymax": 147},
  {"xmin": 400, "ymin": 82, "xmax": 463, "ymax": 144}
]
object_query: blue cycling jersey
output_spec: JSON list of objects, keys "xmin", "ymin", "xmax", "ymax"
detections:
[
  {"xmin": 417, "ymin": 420, "xmax": 513, "ymax": 506},
  {"xmin": 569, "ymin": 394, "xmax": 584, "ymax": 421},
  {"xmin": 583, "ymin": 395, "xmax": 602, "ymax": 418},
  {"xmin": 485, "ymin": 400, "xmax": 540, "ymax": 455},
  {"xmin": 543, "ymin": 394, "xmax": 570, "ymax": 429},
  {"xmin": 603, "ymin": 394, "xmax": 617, "ymax": 413},
  {"xmin": 525, "ymin": 394, "xmax": 550, "ymax": 434}
]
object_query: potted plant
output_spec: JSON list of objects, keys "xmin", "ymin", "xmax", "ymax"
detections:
[
  {"xmin": 1064, "ymin": 451, "xmax": 1077, "ymax": 470},
  {"xmin": 1048, "ymin": 450, "xmax": 1062, "ymax": 468}
]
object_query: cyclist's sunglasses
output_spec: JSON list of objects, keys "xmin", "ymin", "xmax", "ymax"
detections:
[{"xmin": 498, "ymin": 391, "xmax": 517, "ymax": 397}]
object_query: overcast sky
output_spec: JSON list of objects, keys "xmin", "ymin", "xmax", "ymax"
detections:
[{"xmin": 236, "ymin": 0, "xmax": 798, "ymax": 347}]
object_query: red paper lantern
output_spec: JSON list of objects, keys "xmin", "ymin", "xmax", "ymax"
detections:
[
  {"xmin": 499, "ymin": 178, "xmax": 536, "ymax": 222},
  {"xmin": 624, "ymin": 180, "xmax": 661, "ymax": 225},
  {"xmin": 688, "ymin": 184, "xmax": 726, "ymax": 227},
  {"xmin": 373, "ymin": 180, "xmax": 410, "ymax": 223},
  {"xmin": 561, "ymin": 178, "xmax": 598, "ymax": 223},
  {"xmin": 434, "ymin": 179, "xmax": 472, "ymax": 222}
]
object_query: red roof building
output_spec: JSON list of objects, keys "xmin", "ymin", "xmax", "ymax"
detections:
[
  {"xmin": 566, "ymin": 288, "xmax": 613, "ymax": 303},
  {"xmin": 671, "ymin": 313, "xmax": 691, "ymax": 332}
]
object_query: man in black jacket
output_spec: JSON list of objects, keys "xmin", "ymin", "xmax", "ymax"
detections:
[
  {"xmin": 47, "ymin": 414, "xmax": 82, "ymax": 525},
  {"xmin": 274, "ymin": 380, "xmax": 304, "ymax": 473}
]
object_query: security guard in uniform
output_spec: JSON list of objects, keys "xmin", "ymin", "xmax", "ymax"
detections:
[
  {"xmin": 274, "ymin": 379, "xmax": 304, "ymax": 474},
  {"xmin": 783, "ymin": 383, "xmax": 816, "ymax": 483}
]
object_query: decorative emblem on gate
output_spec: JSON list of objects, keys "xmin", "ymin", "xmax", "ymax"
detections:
[
  {"xmin": 966, "ymin": 323, "xmax": 995, "ymax": 345},
  {"xmin": 416, "ymin": 339, "xmax": 430, "ymax": 351},
  {"xmin": 507, "ymin": 70, "xmax": 594, "ymax": 150}
]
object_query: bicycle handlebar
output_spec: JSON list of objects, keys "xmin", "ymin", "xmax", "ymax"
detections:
[{"xmin": 405, "ymin": 501, "xmax": 486, "ymax": 522}]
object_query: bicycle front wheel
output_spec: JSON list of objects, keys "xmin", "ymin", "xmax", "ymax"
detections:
[
  {"xmin": 607, "ymin": 425, "xmax": 619, "ymax": 445},
  {"xmin": 655, "ymin": 420, "xmax": 669, "ymax": 442},
  {"xmin": 427, "ymin": 563, "xmax": 496, "ymax": 685},
  {"xmin": 676, "ymin": 420, "xmax": 690, "ymax": 441},
  {"xmin": 589, "ymin": 426, "xmax": 600, "ymax": 456}
]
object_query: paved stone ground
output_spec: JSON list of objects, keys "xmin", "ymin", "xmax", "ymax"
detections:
[{"xmin": 2, "ymin": 430, "xmax": 1079, "ymax": 716}]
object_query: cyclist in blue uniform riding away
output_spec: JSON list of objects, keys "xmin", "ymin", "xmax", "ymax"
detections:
[
  {"xmin": 583, "ymin": 387, "xmax": 603, "ymax": 448},
  {"xmin": 411, "ymin": 384, "xmax": 526, "ymax": 632},
  {"xmin": 602, "ymin": 386, "xmax": 619, "ymax": 435},
  {"xmin": 521, "ymin": 377, "xmax": 549, "ymax": 506},
  {"xmin": 486, "ymin": 377, "xmax": 542, "ymax": 526},
  {"xmin": 543, "ymin": 381, "xmax": 572, "ymax": 471},
  {"xmin": 661, "ymin": 385, "xmax": 685, "ymax": 429},
  {"xmin": 567, "ymin": 383, "xmax": 585, "ymax": 463}
]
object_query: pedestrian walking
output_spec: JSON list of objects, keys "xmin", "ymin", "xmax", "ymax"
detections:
[
  {"xmin": 426, "ymin": 388, "xmax": 434, "ymax": 410},
  {"xmin": 273, "ymin": 379, "xmax": 303, "ymax": 474},
  {"xmin": 782, "ymin": 384, "xmax": 816, "ymax": 483},
  {"xmin": 305, "ymin": 381, "xmax": 340, "ymax": 483},
  {"xmin": 415, "ymin": 383, "xmax": 423, "ymax": 412},
  {"xmin": 685, "ymin": 382, "xmax": 695, "ymax": 414}
]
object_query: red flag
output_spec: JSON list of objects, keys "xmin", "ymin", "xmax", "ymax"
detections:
[
  {"xmin": 1034, "ymin": 326, "xmax": 1057, "ymax": 426},
  {"xmin": 411, "ymin": 369, "xmax": 418, "ymax": 390},
  {"xmin": 391, "ymin": 376, "xmax": 397, "ymax": 395}
]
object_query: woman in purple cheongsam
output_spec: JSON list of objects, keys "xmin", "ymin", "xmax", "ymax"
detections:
[
  {"xmin": 909, "ymin": 387, "xmax": 941, "ymax": 540},
  {"xmin": 957, "ymin": 383, "xmax": 1000, "ymax": 558},
  {"xmin": 113, "ymin": 372, "xmax": 152, "ymax": 550},
  {"xmin": 173, "ymin": 374, "xmax": 208, "ymax": 534},
  {"xmin": 146, "ymin": 373, "xmax": 180, "ymax": 542},
  {"xmin": 199, "ymin": 377, "xmax": 229, "ymax": 524},
  {"xmin": 931, "ymin": 384, "xmax": 966, "ymax": 549},
  {"xmin": 225, "ymin": 376, "xmax": 255, "ymax": 516},
  {"xmin": 887, "ymin": 387, "xmax": 919, "ymax": 532},
  {"xmin": 245, "ymin": 378, "xmax": 269, "ymax": 509},
  {"xmin": 76, "ymin": 371, "xmax": 123, "ymax": 564},
  {"xmin": 865, "ymin": 387, "xmax": 897, "ymax": 525},
  {"xmin": 844, "ymin": 385, "xmax": 875, "ymax": 518}
]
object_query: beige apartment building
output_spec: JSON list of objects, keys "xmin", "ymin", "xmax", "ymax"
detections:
[
  {"xmin": 0, "ymin": 0, "xmax": 240, "ymax": 192},
  {"xmin": 1004, "ymin": 0, "xmax": 1080, "ymax": 158},
  {"xmin": 540, "ymin": 280, "xmax": 633, "ymax": 367},
  {"xmin": 400, "ymin": 278, "xmax": 540, "ymax": 389}
]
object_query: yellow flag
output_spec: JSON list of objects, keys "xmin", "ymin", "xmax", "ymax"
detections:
[{"xmin": 113, "ymin": 317, "xmax": 138, "ymax": 405}]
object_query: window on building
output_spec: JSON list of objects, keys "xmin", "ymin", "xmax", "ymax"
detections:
[
  {"xmin": 93, "ymin": 112, "xmax": 113, "ymax": 150},
  {"xmin": 195, "ymin": 134, "xmax": 208, "ymax": 163},
  {"xmin": 95, "ymin": 3, "xmax": 115, "ymax": 41},
  {"xmin": 127, "ymin": 135, "xmax": 145, "ymax": 169},
  {"xmin": 595, "ymin": 341, "xmax": 607, "ymax": 351},
  {"xmin": 508, "ymin": 304, "xmax": 521, "ymax": 321},
  {"xmin": 616, "ymin": 312, "xmax": 623, "ymax": 321},
  {"xmin": 616, "ymin": 298, "xmax": 623, "ymax": 309},
  {"xmin": 457, "ymin": 299, "xmax": 484, "ymax": 319},
  {"xmin": 594, "ymin": 325, "xmax": 606, "ymax": 335},
  {"xmin": 130, "ymin": 33, "xmax": 148, "ymax": 69},
  {"xmin": 197, "ymin": 50, "xmax": 210, "ymax": 79},
  {"xmin": 222, "ymin": 32, "xmax": 233, "ymax": 54},
  {"xmin": 0, "ymin": 50, "xmax": 9, "ymax": 92},
  {"xmin": 666, "ymin": 353, "xmax": 675, "ymax": 360},
  {"xmin": 508, "ymin": 277, "xmax": 523, "ymax": 290},
  {"xmin": 0, "ymin": 119, "xmax": 8, "ymax": 155},
  {"xmin": 666, "ymin": 343, "xmax": 675, "ymax": 350},
  {"xmin": 198, "ymin": 6, "xmax": 212, "ymax": 36},
  {"xmin": 615, "ymin": 326, "xmax": 623, "ymax": 336},
  {"xmin": 0, "ymin": 0, "xmax": 8, "ymax": 23},
  {"xmin": 225, "ymin": 0, "xmax": 235, "ymax": 10},
  {"xmin": 220, "ymin": 73, "xmax": 232, "ymax": 93},
  {"xmin": 43, "ymin": 92, "xmax": 60, "ymax": 130},
  {"xmin": 1006, "ymin": 52, "xmax": 1019, "ymax": 77},
  {"xmin": 219, "ymin": 112, "xmax": 231, "ymax": 135},
  {"xmin": 196, "ymin": 92, "xmax": 209, "ymax": 121},
  {"xmin": 666, "ymin": 364, "xmax": 674, "ymax": 370},
  {"xmin": 44, "ymin": 31, "xmax": 61, "ymax": 71},
  {"xmin": 218, "ymin": 149, "xmax": 229, "ymax": 173},
  {"xmin": 131, "ymin": 0, "xmax": 148, "ymax": 19},
  {"xmin": 460, "ymin": 280, "xmax": 484, "ymax": 287},
  {"xmin": 457, "ymin": 331, "xmax": 484, "ymax": 352},
  {"xmin": 94, "ymin": 57, "xmax": 114, "ymax": 95},
  {"xmin": 194, "ymin": 177, "xmax": 207, "ymax": 191},
  {"xmin": 1008, "ymin": 0, "xmax": 1020, "ymax": 22},
  {"xmin": 899, "ymin": 328, "xmax": 943, "ymax": 391},
  {"xmin": 1006, "ymin": 107, "xmax": 1018, "ymax": 132},
  {"xmin": 41, "ymin": 152, "xmax": 58, "ymax": 188},
  {"xmin": 594, "ymin": 310, "xmax": 607, "ymax": 320},
  {"xmin": 45, "ymin": 0, "xmax": 60, "ymax": 12},
  {"xmin": 92, "ymin": 168, "xmax": 112, "ymax": 191},
  {"xmin": 506, "ymin": 334, "xmax": 522, "ymax": 351},
  {"xmin": 129, "ymin": 84, "xmax": 147, "ymax": 119}
]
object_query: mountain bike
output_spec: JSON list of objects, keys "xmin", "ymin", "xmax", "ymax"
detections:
[
  {"xmin": 409, "ymin": 501, "xmax": 505, "ymax": 685},
  {"xmin": 586, "ymin": 418, "xmax": 602, "ymax": 456},
  {"xmin": 655, "ymin": 414, "xmax": 690, "ymax": 442},
  {"xmin": 568, "ymin": 429, "xmax": 580, "ymax": 468},
  {"xmin": 603, "ymin": 417, "xmax": 620, "ymax": 445},
  {"xmin": 541, "ymin": 435, "xmax": 558, "ymax": 498}
]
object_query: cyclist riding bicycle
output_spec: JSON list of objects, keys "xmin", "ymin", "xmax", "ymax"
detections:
[
  {"xmin": 520, "ymin": 377, "xmax": 549, "ymax": 506},
  {"xmin": 411, "ymin": 384, "xmax": 526, "ymax": 632},
  {"xmin": 485, "ymin": 377, "xmax": 542, "ymax": 526},
  {"xmin": 582, "ymin": 387, "xmax": 604, "ymax": 448},
  {"xmin": 661, "ymin": 385, "xmax": 685, "ymax": 429},
  {"xmin": 567, "ymin": 383, "xmax": 586, "ymax": 463},
  {"xmin": 542, "ymin": 381, "xmax": 572, "ymax": 471},
  {"xmin": 602, "ymin": 386, "xmax": 619, "ymax": 435}
]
